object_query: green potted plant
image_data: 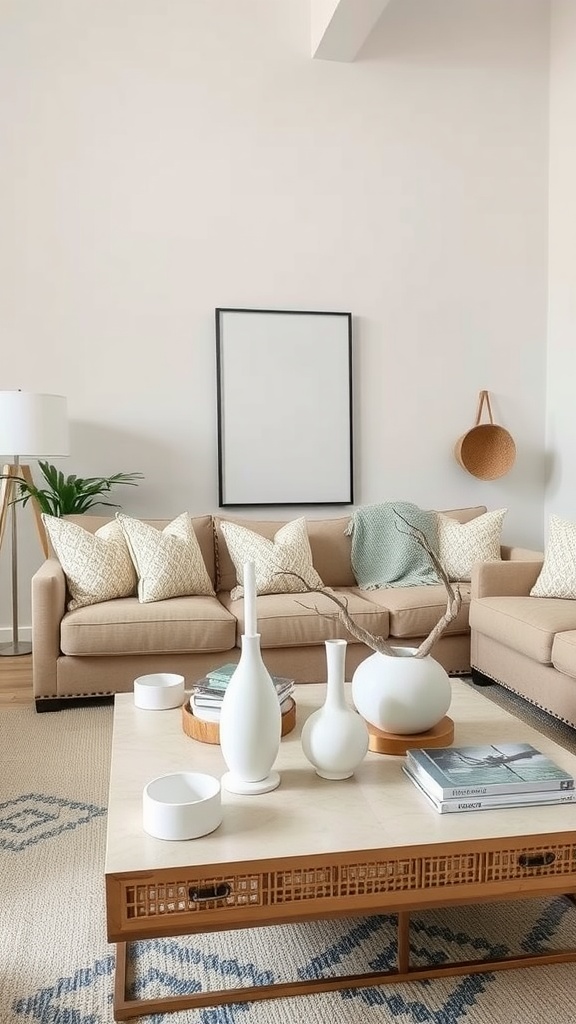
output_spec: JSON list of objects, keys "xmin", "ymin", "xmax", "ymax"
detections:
[{"xmin": 3, "ymin": 460, "xmax": 144, "ymax": 516}]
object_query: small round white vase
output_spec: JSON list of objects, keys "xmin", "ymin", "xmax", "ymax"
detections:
[
  {"xmin": 301, "ymin": 639, "xmax": 369, "ymax": 780},
  {"xmin": 351, "ymin": 648, "xmax": 452, "ymax": 735},
  {"xmin": 219, "ymin": 634, "xmax": 282, "ymax": 795}
]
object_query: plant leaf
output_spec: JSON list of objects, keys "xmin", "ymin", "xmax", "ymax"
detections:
[{"xmin": 19, "ymin": 463, "xmax": 145, "ymax": 518}]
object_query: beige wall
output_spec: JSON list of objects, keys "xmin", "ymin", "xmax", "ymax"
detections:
[
  {"xmin": 546, "ymin": 0, "xmax": 576, "ymax": 525},
  {"xmin": 0, "ymin": 0, "xmax": 551, "ymax": 637}
]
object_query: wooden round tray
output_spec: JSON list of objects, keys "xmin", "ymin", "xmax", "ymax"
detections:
[
  {"xmin": 182, "ymin": 696, "xmax": 296, "ymax": 745},
  {"xmin": 368, "ymin": 715, "xmax": 454, "ymax": 756}
]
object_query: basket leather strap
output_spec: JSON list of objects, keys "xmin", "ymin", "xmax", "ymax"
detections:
[{"xmin": 475, "ymin": 389, "xmax": 494, "ymax": 425}]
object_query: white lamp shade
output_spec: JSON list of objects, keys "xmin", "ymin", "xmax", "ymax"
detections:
[{"xmin": 0, "ymin": 392, "xmax": 69, "ymax": 458}]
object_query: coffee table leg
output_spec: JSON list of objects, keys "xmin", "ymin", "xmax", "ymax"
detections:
[
  {"xmin": 397, "ymin": 911, "xmax": 411, "ymax": 972},
  {"xmin": 114, "ymin": 943, "xmax": 129, "ymax": 1020}
]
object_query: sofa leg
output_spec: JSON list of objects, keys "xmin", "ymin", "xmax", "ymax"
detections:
[
  {"xmin": 470, "ymin": 668, "xmax": 495, "ymax": 688},
  {"xmin": 35, "ymin": 695, "xmax": 114, "ymax": 713}
]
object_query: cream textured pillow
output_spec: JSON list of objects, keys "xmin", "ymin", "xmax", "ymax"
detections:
[
  {"xmin": 42, "ymin": 515, "xmax": 137, "ymax": 611},
  {"xmin": 530, "ymin": 515, "xmax": 576, "ymax": 598},
  {"xmin": 220, "ymin": 517, "xmax": 325, "ymax": 599},
  {"xmin": 437, "ymin": 508, "xmax": 507, "ymax": 582},
  {"xmin": 116, "ymin": 512, "xmax": 215, "ymax": 603}
]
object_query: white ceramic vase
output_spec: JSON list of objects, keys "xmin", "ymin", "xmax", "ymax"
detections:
[
  {"xmin": 301, "ymin": 639, "xmax": 369, "ymax": 780},
  {"xmin": 351, "ymin": 647, "xmax": 452, "ymax": 735},
  {"xmin": 219, "ymin": 633, "xmax": 282, "ymax": 794}
]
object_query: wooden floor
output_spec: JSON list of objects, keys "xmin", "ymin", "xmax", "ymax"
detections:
[{"xmin": 0, "ymin": 653, "xmax": 34, "ymax": 708}]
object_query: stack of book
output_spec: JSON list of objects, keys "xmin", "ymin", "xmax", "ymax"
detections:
[
  {"xmin": 191, "ymin": 663, "xmax": 295, "ymax": 723},
  {"xmin": 402, "ymin": 742, "xmax": 576, "ymax": 814}
]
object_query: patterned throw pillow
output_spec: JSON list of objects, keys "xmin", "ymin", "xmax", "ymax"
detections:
[
  {"xmin": 436, "ymin": 508, "xmax": 507, "ymax": 582},
  {"xmin": 117, "ymin": 512, "xmax": 215, "ymax": 603},
  {"xmin": 220, "ymin": 517, "xmax": 325, "ymax": 599},
  {"xmin": 530, "ymin": 515, "xmax": 576, "ymax": 598},
  {"xmin": 42, "ymin": 515, "xmax": 137, "ymax": 611}
]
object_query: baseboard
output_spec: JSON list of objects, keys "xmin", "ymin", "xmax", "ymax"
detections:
[
  {"xmin": 36, "ymin": 695, "xmax": 114, "ymax": 713},
  {"xmin": 0, "ymin": 626, "xmax": 32, "ymax": 644}
]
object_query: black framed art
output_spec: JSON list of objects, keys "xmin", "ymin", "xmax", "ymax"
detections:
[{"xmin": 216, "ymin": 307, "xmax": 353, "ymax": 507}]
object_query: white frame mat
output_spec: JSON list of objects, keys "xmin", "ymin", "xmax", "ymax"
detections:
[{"xmin": 216, "ymin": 307, "xmax": 353, "ymax": 506}]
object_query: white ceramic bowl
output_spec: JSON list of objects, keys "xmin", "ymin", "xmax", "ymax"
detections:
[
  {"xmin": 133, "ymin": 673, "xmax": 185, "ymax": 710},
  {"xmin": 142, "ymin": 771, "xmax": 222, "ymax": 841}
]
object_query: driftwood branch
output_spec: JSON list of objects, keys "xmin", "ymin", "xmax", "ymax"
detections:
[
  {"xmin": 276, "ymin": 508, "xmax": 461, "ymax": 659},
  {"xmin": 283, "ymin": 572, "xmax": 397, "ymax": 655},
  {"xmin": 391, "ymin": 509, "xmax": 462, "ymax": 658}
]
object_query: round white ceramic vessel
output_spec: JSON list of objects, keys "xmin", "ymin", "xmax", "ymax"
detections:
[
  {"xmin": 142, "ymin": 771, "xmax": 222, "ymax": 841},
  {"xmin": 351, "ymin": 648, "xmax": 452, "ymax": 735},
  {"xmin": 134, "ymin": 672, "xmax": 185, "ymax": 710}
]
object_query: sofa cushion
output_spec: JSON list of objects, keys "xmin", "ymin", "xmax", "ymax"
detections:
[
  {"xmin": 60, "ymin": 595, "xmax": 236, "ymax": 657},
  {"xmin": 219, "ymin": 517, "xmax": 325, "ymax": 598},
  {"xmin": 437, "ymin": 508, "xmax": 507, "ymax": 582},
  {"xmin": 42, "ymin": 515, "xmax": 137, "ymax": 611},
  {"xmin": 530, "ymin": 514, "xmax": 576, "ymax": 599},
  {"xmin": 219, "ymin": 587, "xmax": 389, "ymax": 649},
  {"xmin": 439, "ymin": 505, "xmax": 487, "ymax": 524},
  {"xmin": 551, "ymin": 631, "xmax": 576, "ymax": 681},
  {"xmin": 304, "ymin": 517, "xmax": 356, "ymax": 587},
  {"xmin": 470, "ymin": 596, "xmax": 576, "ymax": 664},
  {"xmin": 117, "ymin": 512, "xmax": 215, "ymax": 602},
  {"xmin": 353, "ymin": 583, "xmax": 471, "ymax": 638}
]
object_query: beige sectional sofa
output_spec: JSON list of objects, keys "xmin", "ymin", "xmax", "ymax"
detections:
[
  {"xmin": 470, "ymin": 559, "xmax": 576, "ymax": 729},
  {"xmin": 32, "ymin": 504, "xmax": 533, "ymax": 711}
]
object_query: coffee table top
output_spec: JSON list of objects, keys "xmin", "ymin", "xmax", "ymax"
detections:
[{"xmin": 105, "ymin": 681, "xmax": 576, "ymax": 876}]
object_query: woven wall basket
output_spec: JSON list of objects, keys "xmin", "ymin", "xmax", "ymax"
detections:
[{"xmin": 454, "ymin": 390, "xmax": 516, "ymax": 480}]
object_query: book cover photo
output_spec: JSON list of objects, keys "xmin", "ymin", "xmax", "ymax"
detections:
[{"xmin": 406, "ymin": 742, "xmax": 575, "ymax": 799}]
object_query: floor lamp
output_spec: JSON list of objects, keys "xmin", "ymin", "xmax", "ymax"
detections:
[{"xmin": 0, "ymin": 391, "xmax": 69, "ymax": 656}]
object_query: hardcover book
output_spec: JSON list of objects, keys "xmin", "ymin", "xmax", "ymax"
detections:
[
  {"xmin": 192, "ymin": 692, "xmax": 293, "ymax": 724},
  {"xmin": 406, "ymin": 742, "xmax": 575, "ymax": 800},
  {"xmin": 200, "ymin": 666, "xmax": 294, "ymax": 693},
  {"xmin": 402, "ymin": 765, "xmax": 576, "ymax": 814},
  {"xmin": 192, "ymin": 677, "xmax": 294, "ymax": 707},
  {"xmin": 205, "ymin": 663, "xmax": 242, "ymax": 685}
]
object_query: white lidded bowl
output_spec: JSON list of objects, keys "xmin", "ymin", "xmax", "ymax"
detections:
[
  {"xmin": 134, "ymin": 672, "xmax": 185, "ymax": 710},
  {"xmin": 142, "ymin": 771, "xmax": 222, "ymax": 841}
]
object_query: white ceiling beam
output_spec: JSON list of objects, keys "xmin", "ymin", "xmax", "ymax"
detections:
[{"xmin": 311, "ymin": 0, "xmax": 392, "ymax": 62}]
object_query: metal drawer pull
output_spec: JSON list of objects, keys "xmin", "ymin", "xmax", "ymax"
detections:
[
  {"xmin": 518, "ymin": 852, "xmax": 555, "ymax": 868},
  {"xmin": 189, "ymin": 883, "xmax": 231, "ymax": 902}
]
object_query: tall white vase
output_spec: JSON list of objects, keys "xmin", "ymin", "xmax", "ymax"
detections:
[
  {"xmin": 301, "ymin": 639, "xmax": 369, "ymax": 780},
  {"xmin": 351, "ymin": 648, "xmax": 451, "ymax": 735},
  {"xmin": 219, "ymin": 633, "xmax": 282, "ymax": 794}
]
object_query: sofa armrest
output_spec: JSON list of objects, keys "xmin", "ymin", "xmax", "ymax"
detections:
[
  {"xmin": 471, "ymin": 558, "xmax": 544, "ymax": 600},
  {"xmin": 31, "ymin": 558, "xmax": 66, "ymax": 698}
]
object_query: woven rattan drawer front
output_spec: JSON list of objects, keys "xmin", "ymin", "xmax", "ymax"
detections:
[
  {"xmin": 124, "ymin": 874, "xmax": 263, "ymax": 922},
  {"xmin": 485, "ymin": 842, "xmax": 576, "ymax": 882},
  {"xmin": 420, "ymin": 853, "xmax": 482, "ymax": 888},
  {"xmin": 268, "ymin": 858, "xmax": 420, "ymax": 903}
]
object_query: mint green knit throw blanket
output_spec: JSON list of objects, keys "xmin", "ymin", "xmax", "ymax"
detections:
[{"xmin": 345, "ymin": 501, "xmax": 440, "ymax": 589}]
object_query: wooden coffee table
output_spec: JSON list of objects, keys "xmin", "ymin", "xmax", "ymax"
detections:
[{"xmin": 105, "ymin": 681, "xmax": 576, "ymax": 1021}]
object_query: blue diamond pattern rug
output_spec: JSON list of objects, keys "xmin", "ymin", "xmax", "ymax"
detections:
[{"xmin": 1, "ymin": 691, "xmax": 576, "ymax": 1024}]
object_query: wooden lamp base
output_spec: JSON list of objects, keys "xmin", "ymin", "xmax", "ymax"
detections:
[{"xmin": 367, "ymin": 715, "xmax": 454, "ymax": 756}]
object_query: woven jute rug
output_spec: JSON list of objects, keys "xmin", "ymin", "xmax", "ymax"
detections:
[{"xmin": 1, "ymin": 682, "xmax": 576, "ymax": 1024}]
